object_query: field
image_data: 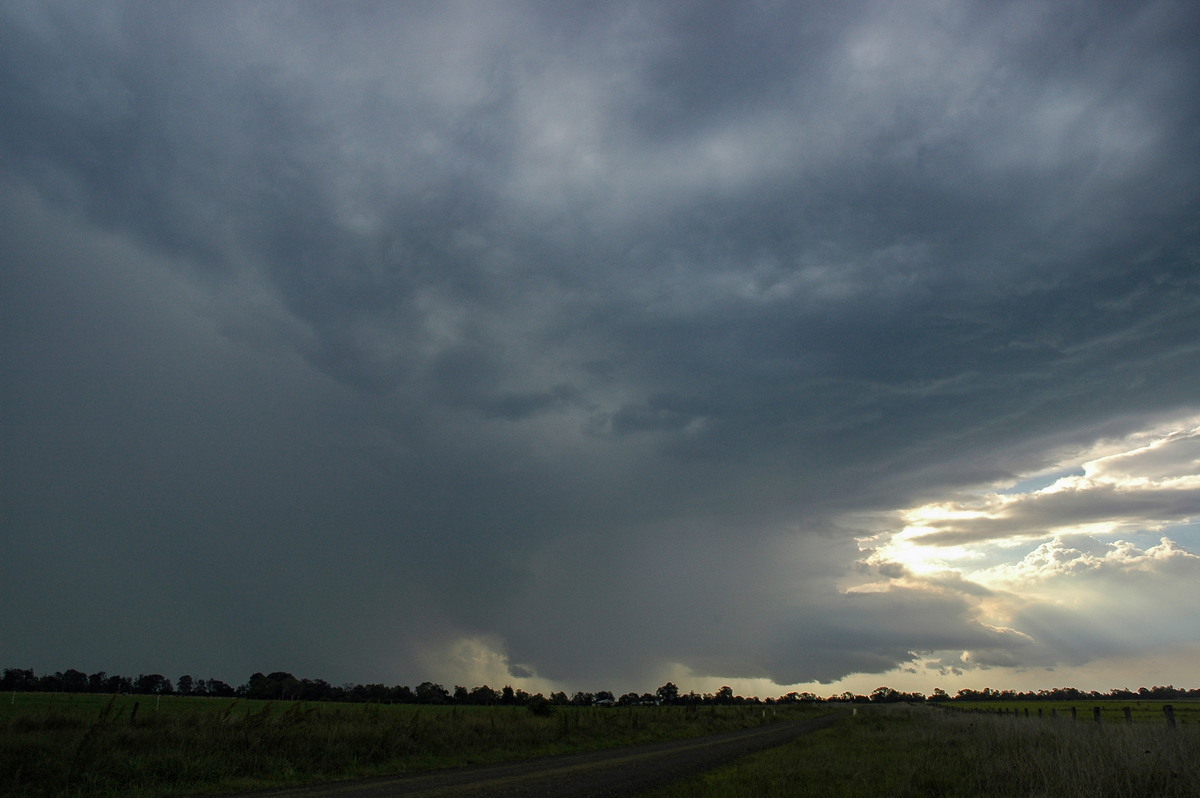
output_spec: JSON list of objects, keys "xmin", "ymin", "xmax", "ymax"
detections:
[
  {"xmin": 6, "ymin": 695, "xmax": 1198, "ymax": 797},
  {"xmin": 648, "ymin": 703, "xmax": 1200, "ymax": 797},
  {"xmin": 939, "ymin": 699, "xmax": 1199, "ymax": 725},
  {"xmin": 0, "ymin": 692, "xmax": 818, "ymax": 797}
]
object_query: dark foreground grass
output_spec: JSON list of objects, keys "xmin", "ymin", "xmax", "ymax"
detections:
[
  {"xmin": 647, "ymin": 704, "xmax": 1200, "ymax": 797},
  {"xmin": 0, "ymin": 693, "xmax": 819, "ymax": 797}
]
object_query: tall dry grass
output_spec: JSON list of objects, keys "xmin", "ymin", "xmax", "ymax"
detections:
[
  {"xmin": 1, "ymin": 694, "xmax": 804, "ymax": 797},
  {"xmin": 650, "ymin": 703, "xmax": 1200, "ymax": 797}
]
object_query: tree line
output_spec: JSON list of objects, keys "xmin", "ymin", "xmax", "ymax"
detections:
[{"xmin": 4, "ymin": 667, "xmax": 1197, "ymax": 706}]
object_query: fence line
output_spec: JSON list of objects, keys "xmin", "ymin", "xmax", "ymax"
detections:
[{"xmin": 936, "ymin": 702, "xmax": 1182, "ymax": 728}]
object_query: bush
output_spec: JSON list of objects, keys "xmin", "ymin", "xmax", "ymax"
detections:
[{"xmin": 527, "ymin": 695, "xmax": 554, "ymax": 717}]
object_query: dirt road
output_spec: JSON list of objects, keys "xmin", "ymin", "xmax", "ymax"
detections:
[{"xmin": 220, "ymin": 712, "xmax": 844, "ymax": 797}]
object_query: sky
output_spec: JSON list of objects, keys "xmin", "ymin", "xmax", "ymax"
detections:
[{"xmin": 2, "ymin": 0, "xmax": 1199, "ymax": 699}]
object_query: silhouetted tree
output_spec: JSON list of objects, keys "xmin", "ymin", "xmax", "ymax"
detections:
[
  {"xmin": 469, "ymin": 685, "xmax": 498, "ymax": 705},
  {"xmin": 527, "ymin": 693, "xmax": 553, "ymax": 715},
  {"xmin": 134, "ymin": 674, "xmax": 172, "ymax": 695},
  {"xmin": 206, "ymin": 679, "xmax": 235, "ymax": 697},
  {"xmin": 871, "ymin": 686, "xmax": 901, "ymax": 703},
  {"xmin": 1, "ymin": 669, "xmax": 35, "ymax": 691},
  {"xmin": 617, "ymin": 692, "xmax": 640, "ymax": 707},
  {"xmin": 60, "ymin": 669, "xmax": 88, "ymax": 693},
  {"xmin": 415, "ymin": 681, "xmax": 450, "ymax": 704},
  {"xmin": 267, "ymin": 672, "xmax": 300, "ymax": 700},
  {"xmin": 655, "ymin": 682, "xmax": 680, "ymax": 705}
]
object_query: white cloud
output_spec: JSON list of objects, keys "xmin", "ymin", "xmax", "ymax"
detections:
[
  {"xmin": 979, "ymin": 535, "xmax": 1200, "ymax": 585},
  {"xmin": 876, "ymin": 419, "xmax": 1200, "ymax": 552},
  {"xmin": 853, "ymin": 415, "xmax": 1200, "ymax": 679}
]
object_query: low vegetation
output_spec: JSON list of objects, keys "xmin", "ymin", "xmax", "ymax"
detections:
[
  {"xmin": 0, "ymin": 692, "xmax": 815, "ymax": 797},
  {"xmin": 648, "ymin": 703, "xmax": 1200, "ymax": 797},
  {"xmin": 4, "ymin": 668, "xmax": 1198, "ymax": 796}
]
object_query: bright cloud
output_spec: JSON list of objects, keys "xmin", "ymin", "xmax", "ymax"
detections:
[
  {"xmin": 879, "ymin": 419, "xmax": 1200, "ymax": 554},
  {"xmin": 858, "ymin": 416, "xmax": 1200, "ymax": 679}
]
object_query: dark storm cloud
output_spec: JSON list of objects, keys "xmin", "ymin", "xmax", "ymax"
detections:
[{"xmin": 3, "ymin": 0, "xmax": 1199, "ymax": 689}]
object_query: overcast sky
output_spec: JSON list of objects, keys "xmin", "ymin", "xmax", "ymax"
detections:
[{"xmin": 3, "ymin": 0, "xmax": 1199, "ymax": 697}]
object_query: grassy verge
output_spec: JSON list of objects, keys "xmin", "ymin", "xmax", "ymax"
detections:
[
  {"xmin": 942, "ymin": 699, "xmax": 1199, "ymax": 725},
  {"xmin": 647, "ymin": 704, "xmax": 1200, "ymax": 797},
  {"xmin": 0, "ymin": 693, "xmax": 821, "ymax": 797}
]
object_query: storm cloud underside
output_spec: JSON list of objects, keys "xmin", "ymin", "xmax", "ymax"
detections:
[{"xmin": 2, "ymin": 0, "xmax": 1199, "ymax": 692}]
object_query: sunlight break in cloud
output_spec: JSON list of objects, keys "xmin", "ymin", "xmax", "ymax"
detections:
[
  {"xmin": 872, "ymin": 416, "xmax": 1200, "ymax": 568},
  {"xmin": 856, "ymin": 415, "xmax": 1200, "ymax": 679}
]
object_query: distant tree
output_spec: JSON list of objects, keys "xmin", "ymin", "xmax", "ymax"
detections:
[
  {"xmin": 266, "ymin": 672, "xmax": 300, "ymax": 700},
  {"xmin": 206, "ymin": 679, "xmax": 235, "ymax": 697},
  {"xmin": 713, "ymin": 686, "xmax": 734, "ymax": 705},
  {"xmin": 242, "ymin": 672, "xmax": 267, "ymax": 698},
  {"xmin": 37, "ymin": 672, "xmax": 64, "ymax": 692},
  {"xmin": 468, "ymin": 685, "xmax": 498, "ymax": 705},
  {"xmin": 298, "ymin": 678, "xmax": 338, "ymax": 701},
  {"xmin": 549, "ymin": 691, "xmax": 570, "ymax": 706},
  {"xmin": 105, "ymin": 674, "xmax": 133, "ymax": 694},
  {"xmin": 415, "ymin": 681, "xmax": 450, "ymax": 704},
  {"xmin": 617, "ymin": 692, "xmax": 640, "ymax": 707},
  {"xmin": 928, "ymin": 688, "xmax": 950, "ymax": 702},
  {"xmin": 569, "ymin": 691, "xmax": 594, "ymax": 706},
  {"xmin": 870, "ymin": 686, "xmax": 900, "ymax": 703},
  {"xmin": 1, "ymin": 668, "xmax": 36, "ymax": 691},
  {"xmin": 60, "ymin": 669, "xmax": 89, "ymax": 693},
  {"xmin": 501, "ymin": 685, "xmax": 516, "ymax": 705},
  {"xmin": 134, "ymin": 674, "xmax": 172, "ymax": 695},
  {"xmin": 354, "ymin": 683, "xmax": 389, "ymax": 702},
  {"xmin": 176, "ymin": 674, "xmax": 195, "ymax": 696},
  {"xmin": 655, "ymin": 682, "xmax": 680, "ymax": 705},
  {"xmin": 527, "ymin": 693, "xmax": 553, "ymax": 716},
  {"xmin": 453, "ymin": 685, "xmax": 469, "ymax": 704}
]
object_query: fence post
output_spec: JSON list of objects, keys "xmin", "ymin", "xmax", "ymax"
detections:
[
  {"xmin": 1070, "ymin": 707, "xmax": 1076, "ymax": 721},
  {"xmin": 1051, "ymin": 708, "xmax": 1057, "ymax": 719},
  {"xmin": 1123, "ymin": 707, "xmax": 1132, "ymax": 724},
  {"xmin": 1093, "ymin": 707, "xmax": 1102, "ymax": 724},
  {"xmin": 1038, "ymin": 708, "xmax": 1043, "ymax": 719},
  {"xmin": 1164, "ymin": 705, "xmax": 1176, "ymax": 729}
]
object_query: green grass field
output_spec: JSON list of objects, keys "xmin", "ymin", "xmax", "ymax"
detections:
[
  {"xmin": 648, "ymin": 703, "xmax": 1200, "ymax": 797},
  {"xmin": 0, "ymin": 692, "xmax": 820, "ymax": 797},
  {"xmin": 939, "ymin": 699, "xmax": 1199, "ymax": 725},
  {"xmin": 7, "ymin": 695, "xmax": 1197, "ymax": 797}
]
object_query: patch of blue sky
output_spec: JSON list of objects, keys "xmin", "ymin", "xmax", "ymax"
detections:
[{"xmin": 1090, "ymin": 519, "xmax": 1200, "ymax": 552}]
